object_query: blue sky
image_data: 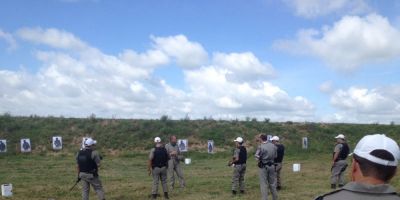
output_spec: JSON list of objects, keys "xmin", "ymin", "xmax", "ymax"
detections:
[{"xmin": 1, "ymin": 0, "xmax": 400, "ymax": 123}]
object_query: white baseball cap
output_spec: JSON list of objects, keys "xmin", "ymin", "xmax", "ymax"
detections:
[
  {"xmin": 271, "ymin": 136, "xmax": 280, "ymax": 141},
  {"xmin": 353, "ymin": 134, "xmax": 400, "ymax": 166},
  {"xmin": 335, "ymin": 134, "xmax": 345, "ymax": 139},
  {"xmin": 234, "ymin": 137, "xmax": 244, "ymax": 143},
  {"xmin": 154, "ymin": 137, "xmax": 161, "ymax": 143},
  {"xmin": 84, "ymin": 138, "xmax": 97, "ymax": 146}
]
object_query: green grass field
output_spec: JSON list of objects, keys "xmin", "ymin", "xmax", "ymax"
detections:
[{"xmin": 1, "ymin": 152, "xmax": 399, "ymax": 200}]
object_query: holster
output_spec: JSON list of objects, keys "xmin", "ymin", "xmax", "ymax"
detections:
[{"xmin": 258, "ymin": 161, "xmax": 274, "ymax": 168}]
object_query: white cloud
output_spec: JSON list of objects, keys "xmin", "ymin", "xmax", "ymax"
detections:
[
  {"xmin": 0, "ymin": 29, "xmax": 17, "ymax": 51},
  {"xmin": 284, "ymin": 0, "xmax": 370, "ymax": 18},
  {"xmin": 184, "ymin": 66, "xmax": 315, "ymax": 119},
  {"xmin": 18, "ymin": 27, "xmax": 88, "ymax": 50},
  {"xmin": 212, "ymin": 52, "xmax": 275, "ymax": 82},
  {"xmin": 151, "ymin": 35, "xmax": 208, "ymax": 69},
  {"xmin": 275, "ymin": 14, "xmax": 400, "ymax": 71},
  {"xmin": 328, "ymin": 85, "xmax": 400, "ymax": 123},
  {"xmin": 1, "ymin": 27, "xmax": 315, "ymax": 121},
  {"xmin": 319, "ymin": 81, "xmax": 333, "ymax": 93}
]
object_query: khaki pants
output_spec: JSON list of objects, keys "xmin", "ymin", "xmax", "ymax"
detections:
[
  {"xmin": 232, "ymin": 164, "xmax": 246, "ymax": 191},
  {"xmin": 330, "ymin": 160, "xmax": 348, "ymax": 185},
  {"xmin": 79, "ymin": 172, "xmax": 105, "ymax": 200},
  {"xmin": 152, "ymin": 166, "xmax": 168, "ymax": 195},
  {"xmin": 259, "ymin": 165, "xmax": 278, "ymax": 200},
  {"xmin": 275, "ymin": 163, "xmax": 282, "ymax": 187},
  {"xmin": 168, "ymin": 159, "xmax": 185, "ymax": 188}
]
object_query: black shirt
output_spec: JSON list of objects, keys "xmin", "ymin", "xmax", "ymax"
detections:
[{"xmin": 274, "ymin": 143, "xmax": 285, "ymax": 163}]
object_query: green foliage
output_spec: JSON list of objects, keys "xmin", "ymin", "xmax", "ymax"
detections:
[{"xmin": 0, "ymin": 114, "xmax": 399, "ymax": 156}]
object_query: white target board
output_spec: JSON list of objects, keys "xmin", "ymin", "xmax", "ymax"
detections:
[
  {"xmin": 302, "ymin": 137, "xmax": 308, "ymax": 149},
  {"xmin": 207, "ymin": 140, "xmax": 214, "ymax": 154},
  {"xmin": 81, "ymin": 137, "xmax": 90, "ymax": 149},
  {"xmin": 178, "ymin": 139, "xmax": 188, "ymax": 152},
  {"xmin": 52, "ymin": 136, "xmax": 62, "ymax": 150},
  {"xmin": 20, "ymin": 138, "xmax": 31, "ymax": 153},
  {"xmin": 0, "ymin": 140, "xmax": 6, "ymax": 153}
]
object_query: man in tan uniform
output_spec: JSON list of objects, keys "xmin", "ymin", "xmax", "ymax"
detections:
[
  {"xmin": 148, "ymin": 137, "xmax": 169, "ymax": 199},
  {"xmin": 315, "ymin": 134, "xmax": 400, "ymax": 200},
  {"xmin": 76, "ymin": 138, "xmax": 105, "ymax": 200},
  {"xmin": 330, "ymin": 134, "xmax": 350, "ymax": 189},
  {"xmin": 229, "ymin": 137, "xmax": 247, "ymax": 195},
  {"xmin": 165, "ymin": 135, "xmax": 185, "ymax": 189},
  {"xmin": 255, "ymin": 134, "xmax": 278, "ymax": 200}
]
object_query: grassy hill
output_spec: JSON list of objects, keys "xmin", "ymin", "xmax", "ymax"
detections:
[
  {"xmin": 1, "ymin": 114, "xmax": 400, "ymax": 200},
  {"xmin": 1, "ymin": 114, "xmax": 399, "ymax": 156}
]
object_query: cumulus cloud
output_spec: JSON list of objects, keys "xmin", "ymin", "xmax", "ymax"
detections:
[
  {"xmin": 0, "ymin": 27, "xmax": 315, "ymax": 121},
  {"xmin": 328, "ymin": 86, "xmax": 400, "ymax": 123},
  {"xmin": 284, "ymin": 0, "xmax": 370, "ymax": 18},
  {"xmin": 0, "ymin": 29, "xmax": 17, "ymax": 51},
  {"xmin": 150, "ymin": 35, "xmax": 208, "ymax": 69},
  {"xmin": 18, "ymin": 27, "xmax": 88, "ymax": 50},
  {"xmin": 212, "ymin": 52, "xmax": 275, "ymax": 82},
  {"xmin": 184, "ymin": 66, "xmax": 314, "ymax": 119},
  {"xmin": 275, "ymin": 14, "xmax": 400, "ymax": 71}
]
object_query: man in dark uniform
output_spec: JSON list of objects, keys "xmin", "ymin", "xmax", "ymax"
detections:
[
  {"xmin": 76, "ymin": 138, "xmax": 105, "ymax": 200},
  {"xmin": 229, "ymin": 137, "xmax": 247, "ymax": 195},
  {"xmin": 330, "ymin": 134, "xmax": 350, "ymax": 189},
  {"xmin": 148, "ymin": 137, "xmax": 169, "ymax": 199},
  {"xmin": 315, "ymin": 134, "xmax": 400, "ymax": 200},
  {"xmin": 271, "ymin": 136, "xmax": 285, "ymax": 190}
]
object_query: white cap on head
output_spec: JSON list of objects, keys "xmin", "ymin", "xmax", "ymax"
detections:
[
  {"xmin": 234, "ymin": 137, "xmax": 244, "ymax": 143},
  {"xmin": 154, "ymin": 137, "xmax": 161, "ymax": 143},
  {"xmin": 271, "ymin": 136, "xmax": 280, "ymax": 141},
  {"xmin": 354, "ymin": 134, "xmax": 400, "ymax": 166},
  {"xmin": 84, "ymin": 138, "xmax": 97, "ymax": 146},
  {"xmin": 335, "ymin": 134, "xmax": 345, "ymax": 139}
]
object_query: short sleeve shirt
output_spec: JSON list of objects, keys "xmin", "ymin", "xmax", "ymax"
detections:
[
  {"xmin": 233, "ymin": 148, "xmax": 240, "ymax": 160},
  {"xmin": 334, "ymin": 144, "xmax": 343, "ymax": 153},
  {"xmin": 149, "ymin": 148, "xmax": 155, "ymax": 160}
]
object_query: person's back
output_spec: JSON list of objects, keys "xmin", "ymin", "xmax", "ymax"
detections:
[
  {"xmin": 316, "ymin": 134, "xmax": 400, "ymax": 200},
  {"xmin": 258, "ymin": 142, "xmax": 277, "ymax": 163},
  {"xmin": 318, "ymin": 182, "xmax": 400, "ymax": 200}
]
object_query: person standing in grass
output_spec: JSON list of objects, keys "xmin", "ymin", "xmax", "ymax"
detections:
[
  {"xmin": 256, "ymin": 134, "xmax": 278, "ymax": 200},
  {"xmin": 271, "ymin": 136, "xmax": 285, "ymax": 190},
  {"xmin": 330, "ymin": 134, "xmax": 350, "ymax": 189},
  {"xmin": 315, "ymin": 134, "xmax": 400, "ymax": 200},
  {"xmin": 148, "ymin": 137, "xmax": 170, "ymax": 199},
  {"xmin": 76, "ymin": 138, "xmax": 105, "ymax": 200},
  {"xmin": 229, "ymin": 137, "xmax": 247, "ymax": 195},
  {"xmin": 165, "ymin": 135, "xmax": 186, "ymax": 190}
]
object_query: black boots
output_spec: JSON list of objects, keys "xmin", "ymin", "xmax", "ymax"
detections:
[
  {"xmin": 151, "ymin": 194, "xmax": 157, "ymax": 199},
  {"xmin": 164, "ymin": 192, "xmax": 169, "ymax": 199},
  {"xmin": 232, "ymin": 190, "xmax": 237, "ymax": 195},
  {"xmin": 331, "ymin": 184, "xmax": 336, "ymax": 189},
  {"xmin": 338, "ymin": 184, "xmax": 344, "ymax": 188},
  {"xmin": 277, "ymin": 186, "xmax": 282, "ymax": 190},
  {"xmin": 240, "ymin": 190, "xmax": 245, "ymax": 194}
]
